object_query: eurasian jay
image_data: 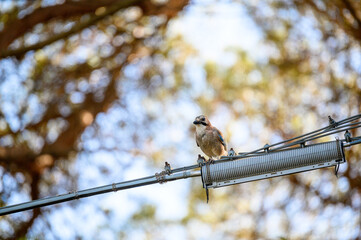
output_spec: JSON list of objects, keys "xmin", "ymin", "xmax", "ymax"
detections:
[{"xmin": 193, "ymin": 115, "xmax": 227, "ymax": 160}]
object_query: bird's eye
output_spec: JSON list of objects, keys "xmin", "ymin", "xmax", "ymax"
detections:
[{"xmin": 201, "ymin": 117, "xmax": 205, "ymax": 121}]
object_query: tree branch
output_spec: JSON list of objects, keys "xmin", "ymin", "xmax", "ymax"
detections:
[
  {"xmin": 7, "ymin": 173, "xmax": 42, "ymax": 240},
  {"xmin": 301, "ymin": 0, "xmax": 361, "ymax": 42},
  {"xmin": 0, "ymin": 0, "xmax": 136, "ymax": 53},
  {"xmin": 341, "ymin": 0, "xmax": 361, "ymax": 28},
  {"xmin": 0, "ymin": 0, "xmax": 141, "ymax": 58}
]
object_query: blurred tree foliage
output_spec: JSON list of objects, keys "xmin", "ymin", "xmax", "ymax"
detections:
[
  {"xmin": 0, "ymin": 0, "xmax": 360, "ymax": 239},
  {"xmin": 181, "ymin": 0, "xmax": 361, "ymax": 239},
  {"xmin": 0, "ymin": 0, "xmax": 189, "ymax": 239}
]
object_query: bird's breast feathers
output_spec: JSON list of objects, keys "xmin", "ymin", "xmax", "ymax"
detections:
[{"xmin": 196, "ymin": 127, "xmax": 218, "ymax": 143}]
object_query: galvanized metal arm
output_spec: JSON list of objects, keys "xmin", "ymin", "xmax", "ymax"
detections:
[
  {"xmin": 0, "ymin": 168, "xmax": 200, "ymax": 216},
  {"xmin": 1, "ymin": 114, "xmax": 361, "ymax": 215}
]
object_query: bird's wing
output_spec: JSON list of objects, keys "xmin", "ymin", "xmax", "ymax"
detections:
[{"xmin": 215, "ymin": 129, "xmax": 227, "ymax": 151}]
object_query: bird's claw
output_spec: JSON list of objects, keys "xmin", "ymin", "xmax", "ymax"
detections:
[{"xmin": 207, "ymin": 158, "xmax": 215, "ymax": 164}]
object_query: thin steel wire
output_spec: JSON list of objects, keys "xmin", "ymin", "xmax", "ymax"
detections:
[
  {"xmin": 170, "ymin": 114, "xmax": 361, "ymax": 172},
  {"xmin": 220, "ymin": 114, "xmax": 361, "ymax": 161}
]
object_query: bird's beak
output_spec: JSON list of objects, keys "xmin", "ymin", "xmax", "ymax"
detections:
[{"xmin": 193, "ymin": 120, "xmax": 200, "ymax": 125}]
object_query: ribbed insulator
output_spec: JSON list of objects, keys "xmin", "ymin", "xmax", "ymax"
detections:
[{"xmin": 201, "ymin": 140, "xmax": 345, "ymax": 188}]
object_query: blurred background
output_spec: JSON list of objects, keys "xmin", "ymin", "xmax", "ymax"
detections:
[{"xmin": 0, "ymin": 0, "xmax": 360, "ymax": 239}]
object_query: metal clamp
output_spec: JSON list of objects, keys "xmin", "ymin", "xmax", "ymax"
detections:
[
  {"xmin": 155, "ymin": 171, "xmax": 166, "ymax": 184},
  {"xmin": 197, "ymin": 154, "xmax": 206, "ymax": 166},
  {"xmin": 155, "ymin": 162, "xmax": 173, "ymax": 184},
  {"xmin": 344, "ymin": 130, "xmax": 352, "ymax": 143},
  {"xmin": 228, "ymin": 148, "xmax": 236, "ymax": 156},
  {"xmin": 205, "ymin": 186, "xmax": 210, "ymax": 203},
  {"xmin": 112, "ymin": 183, "xmax": 117, "ymax": 192},
  {"xmin": 334, "ymin": 162, "xmax": 340, "ymax": 178},
  {"xmin": 164, "ymin": 162, "xmax": 171, "ymax": 175},
  {"xmin": 69, "ymin": 190, "xmax": 79, "ymax": 200},
  {"xmin": 264, "ymin": 144, "xmax": 270, "ymax": 153},
  {"xmin": 328, "ymin": 115, "xmax": 337, "ymax": 128}
]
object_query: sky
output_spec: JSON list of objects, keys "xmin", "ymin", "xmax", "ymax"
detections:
[{"xmin": 169, "ymin": 1, "xmax": 264, "ymax": 65}]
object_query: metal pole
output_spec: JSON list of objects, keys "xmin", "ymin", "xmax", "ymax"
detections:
[{"xmin": 0, "ymin": 169, "xmax": 201, "ymax": 216}]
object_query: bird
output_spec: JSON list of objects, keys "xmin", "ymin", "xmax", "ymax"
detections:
[{"xmin": 193, "ymin": 115, "xmax": 227, "ymax": 161}]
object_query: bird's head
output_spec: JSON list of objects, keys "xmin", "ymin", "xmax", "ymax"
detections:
[{"xmin": 193, "ymin": 115, "xmax": 211, "ymax": 127}]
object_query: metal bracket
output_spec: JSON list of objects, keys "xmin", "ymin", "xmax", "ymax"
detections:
[
  {"xmin": 155, "ymin": 171, "xmax": 166, "ymax": 184},
  {"xmin": 155, "ymin": 162, "xmax": 173, "ymax": 184},
  {"xmin": 206, "ymin": 186, "xmax": 210, "ymax": 203},
  {"xmin": 228, "ymin": 148, "xmax": 236, "ymax": 156},
  {"xmin": 164, "ymin": 162, "xmax": 171, "ymax": 175},
  {"xmin": 344, "ymin": 130, "xmax": 352, "ymax": 143},
  {"xmin": 68, "ymin": 190, "xmax": 79, "ymax": 200},
  {"xmin": 328, "ymin": 115, "xmax": 337, "ymax": 128},
  {"xmin": 264, "ymin": 144, "xmax": 270, "ymax": 153},
  {"xmin": 334, "ymin": 162, "xmax": 340, "ymax": 178},
  {"xmin": 203, "ymin": 159, "xmax": 214, "ymax": 203},
  {"xmin": 197, "ymin": 154, "xmax": 206, "ymax": 166},
  {"xmin": 112, "ymin": 183, "xmax": 117, "ymax": 192}
]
